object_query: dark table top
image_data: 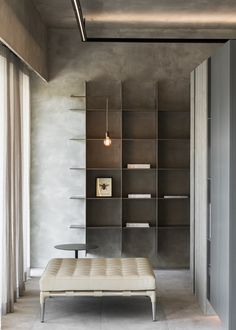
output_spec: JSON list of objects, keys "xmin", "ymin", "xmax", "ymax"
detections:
[{"xmin": 54, "ymin": 243, "xmax": 97, "ymax": 251}]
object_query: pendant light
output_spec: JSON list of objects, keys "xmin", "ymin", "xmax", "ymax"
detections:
[{"xmin": 104, "ymin": 98, "xmax": 112, "ymax": 147}]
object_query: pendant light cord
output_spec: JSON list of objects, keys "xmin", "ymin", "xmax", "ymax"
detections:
[{"xmin": 106, "ymin": 98, "xmax": 109, "ymax": 132}]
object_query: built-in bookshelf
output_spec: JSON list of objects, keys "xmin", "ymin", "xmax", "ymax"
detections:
[{"xmin": 69, "ymin": 80, "xmax": 190, "ymax": 268}]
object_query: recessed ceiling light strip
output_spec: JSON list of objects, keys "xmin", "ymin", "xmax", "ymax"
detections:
[
  {"xmin": 71, "ymin": 0, "xmax": 87, "ymax": 41},
  {"xmin": 86, "ymin": 37, "xmax": 226, "ymax": 43},
  {"xmin": 71, "ymin": 0, "xmax": 227, "ymax": 43}
]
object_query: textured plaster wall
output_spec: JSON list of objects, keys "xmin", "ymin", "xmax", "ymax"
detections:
[{"xmin": 31, "ymin": 28, "xmax": 220, "ymax": 268}]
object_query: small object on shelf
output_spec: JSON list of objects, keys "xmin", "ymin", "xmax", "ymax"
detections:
[
  {"xmin": 163, "ymin": 195, "xmax": 189, "ymax": 199},
  {"xmin": 128, "ymin": 194, "xmax": 151, "ymax": 198},
  {"xmin": 126, "ymin": 222, "xmax": 150, "ymax": 228},
  {"xmin": 127, "ymin": 164, "xmax": 151, "ymax": 169},
  {"xmin": 96, "ymin": 178, "xmax": 112, "ymax": 197}
]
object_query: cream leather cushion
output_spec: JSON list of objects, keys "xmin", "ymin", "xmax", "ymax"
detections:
[{"xmin": 40, "ymin": 258, "xmax": 156, "ymax": 292}]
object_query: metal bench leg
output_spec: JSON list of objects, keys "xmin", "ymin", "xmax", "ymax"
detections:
[
  {"xmin": 148, "ymin": 291, "xmax": 157, "ymax": 321},
  {"xmin": 40, "ymin": 292, "xmax": 49, "ymax": 322}
]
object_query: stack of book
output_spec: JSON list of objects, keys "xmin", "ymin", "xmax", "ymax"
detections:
[
  {"xmin": 128, "ymin": 194, "xmax": 151, "ymax": 198},
  {"xmin": 127, "ymin": 164, "xmax": 151, "ymax": 169},
  {"xmin": 126, "ymin": 223, "xmax": 150, "ymax": 228},
  {"xmin": 163, "ymin": 195, "xmax": 189, "ymax": 199}
]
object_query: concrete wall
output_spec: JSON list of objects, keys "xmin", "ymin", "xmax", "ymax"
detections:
[
  {"xmin": 30, "ymin": 28, "xmax": 221, "ymax": 268},
  {"xmin": 0, "ymin": 0, "xmax": 47, "ymax": 80}
]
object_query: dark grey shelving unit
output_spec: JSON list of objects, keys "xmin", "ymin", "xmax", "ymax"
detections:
[
  {"xmin": 69, "ymin": 80, "xmax": 190, "ymax": 268},
  {"xmin": 84, "ymin": 81, "xmax": 159, "ymax": 263}
]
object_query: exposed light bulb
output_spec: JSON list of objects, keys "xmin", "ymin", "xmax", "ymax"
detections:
[{"xmin": 104, "ymin": 131, "xmax": 112, "ymax": 147}]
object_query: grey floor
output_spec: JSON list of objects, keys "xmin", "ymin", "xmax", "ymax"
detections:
[{"xmin": 2, "ymin": 270, "xmax": 223, "ymax": 330}]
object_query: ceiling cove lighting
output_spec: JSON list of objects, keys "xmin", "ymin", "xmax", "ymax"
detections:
[
  {"xmin": 71, "ymin": 0, "xmax": 87, "ymax": 41},
  {"xmin": 85, "ymin": 13, "xmax": 236, "ymax": 26},
  {"xmin": 71, "ymin": 0, "xmax": 227, "ymax": 43}
]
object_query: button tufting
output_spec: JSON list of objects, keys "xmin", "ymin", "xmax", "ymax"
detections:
[{"xmin": 40, "ymin": 257, "xmax": 156, "ymax": 292}]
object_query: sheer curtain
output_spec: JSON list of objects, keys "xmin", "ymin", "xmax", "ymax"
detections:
[{"xmin": 0, "ymin": 44, "xmax": 30, "ymax": 316}]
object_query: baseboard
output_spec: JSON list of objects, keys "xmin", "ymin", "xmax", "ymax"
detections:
[
  {"xmin": 30, "ymin": 268, "xmax": 44, "ymax": 277},
  {"xmin": 206, "ymin": 299, "xmax": 216, "ymax": 315}
]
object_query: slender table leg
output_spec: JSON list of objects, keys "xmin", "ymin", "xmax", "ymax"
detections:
[{"xmin": 75, "ymin": 250, "xmax": 78, "ymax": 259}]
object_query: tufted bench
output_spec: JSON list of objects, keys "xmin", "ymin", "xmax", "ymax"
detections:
[{"xmin": 39, "ymin": 258, "xmax": 157, "ymax": 322}]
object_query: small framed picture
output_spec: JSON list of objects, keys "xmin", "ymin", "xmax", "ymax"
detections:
[{"xmin": 96, "ymin": 178, "xmax": 112, "ymax": 197}]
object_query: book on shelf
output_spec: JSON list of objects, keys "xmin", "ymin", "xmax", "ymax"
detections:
[
  {"xmin": 126, "ymin": 222, "xmax": 150, "ymax": 228},
  {"xmin": 128, "ymin": 194, "xmax": 152, "ymax": 198},
  {"xmin": 127, "ymin": 164, "xmax": 151, "ymax": 169},
  {"xmin": 163, "ymin": 195, "xmax": 189, "ymax": 199}
]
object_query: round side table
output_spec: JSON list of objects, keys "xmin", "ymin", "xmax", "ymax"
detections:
[{"xmin": 54, "ymin": 243, "xmax": 97, "ymax": 258}]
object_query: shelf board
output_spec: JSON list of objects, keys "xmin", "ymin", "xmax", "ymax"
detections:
[
  {"xmin": 123, "ymin": 138, "xmax": 156, "ymax": 141},
  {"xmin": 70, "ymin": 95, "xmax": 85, "ymax": 98},
  {"xmin": 86, "ymin": 109, "xmax": 121, "ymax": 112},
  {"xmin": 122, "ymin": 108, "xmax": 156, "ymax": 112},
  {"xmin": 87, "ymin": 167, "xmax": 122, "ymax": 170},
  {"xmin": 158, "ymin": 110, "xmax": 190, "ymax": 113},
  {"xmin": 86, "ymin": 226, "xmax": 121, "ymax": 229},
  {"xmin": 68, "ymin": 106, "xmax": 189, "ymax": 114},
  {"xmin": 158, "ymin": 138, "xmax": 190, "ymax": 141},
  {"xmin": 70, "ymin": 196, "xmax": 85, "ymax": 199},
  {"xmin": 69, "ymin": 225, "xmax": 86, "ymax": 229},
  {"xmin": 123, "ymin": 197, "xmax": 189, "ymax": 200},
  {"xmin": 85, "ymin": 167, "xmax": 189, "ymax": 171},
  {"xmin": 123, "ymin": 226, "xmax": 156, "ymax": 229},
  {"xmin": 82, "ymin": 138, "xmax": 190, "ymax": 141},
  {"xmin": 158, "ymin": 197, "xmax": 189, "ymax": 200},
  {"xmin": 69, "ymin": 138, "xmax": 85, "ymax": 141},
  {"xmin": 86, "ymin": 138, "xmax": 157, "ymax": 141},
  {"xmin": 123, "ymin": 197, "xmax": 156, "ymax": 200},
  {"xmin": 70, "ymin": 225, "xmax": 189, "ymax": 230},
  {"xmin": 87, "ymin": 197, "xmax": 121, "ymax": 200},
  {"xmin": 86, "ymin": 138, "xmax": 121, "ymax": 141},
  {"xmin": 158, "ymin": 225, "xmax": 190, "ymax": 230},
  {"xmin": 158, "ymin": 168, "xmax": 190, "ymax": 171},
  {"xmin": 123, "ymin": 168, "xmax": 156, "ymax": 171}
]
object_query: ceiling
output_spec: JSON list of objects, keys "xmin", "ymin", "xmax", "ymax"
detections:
[{"xmin": 31, "ymin": 0, "xmax": 236, "ymax": 39}]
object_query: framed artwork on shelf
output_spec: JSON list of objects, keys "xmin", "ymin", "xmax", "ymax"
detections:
[{"xmin": 96, "ymin": 178, "xmax": 112, "ymax": 197}]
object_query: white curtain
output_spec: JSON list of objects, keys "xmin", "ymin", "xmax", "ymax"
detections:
[{"xmin": 0, "ymin": 44, "xmax": 30, "ymax": 316}]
